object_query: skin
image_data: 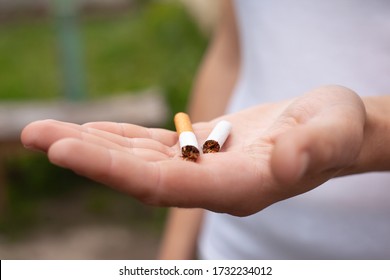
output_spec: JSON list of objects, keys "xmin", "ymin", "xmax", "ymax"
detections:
[{"xmin": 21, "ymin": 85, "xmax": 379, "ymax": 217}]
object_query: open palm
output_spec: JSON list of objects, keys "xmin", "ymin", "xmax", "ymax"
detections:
[{"xmin": 21, "ymin": 86, "xmax": 366, "ymax": 216}]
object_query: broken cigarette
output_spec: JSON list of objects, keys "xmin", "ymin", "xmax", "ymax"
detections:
[
  {"xmin": 174, "ymin": 112, "xmax": 200, "ymax": 162},
  {"xmin": 203, "ymin": 120, "xmax": 232, "ymax": 153}
]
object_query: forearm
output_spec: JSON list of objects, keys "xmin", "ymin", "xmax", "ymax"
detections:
[
  {"xmin": 158, "ymin": 208, "xmax": 204, "ymax": 259},
  {"xmin": 188, "ymin": 0, "xmax": 239, "ymax": 122}
]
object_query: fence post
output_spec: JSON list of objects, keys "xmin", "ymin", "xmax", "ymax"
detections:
[{"xmin": 53, "ymin": 0, "xmax": 87, "ymax": 101}]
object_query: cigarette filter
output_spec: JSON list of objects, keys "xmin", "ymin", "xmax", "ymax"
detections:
[
  {"xmin": 174, "ymin": 112, "xmax": 200, "ymax": 161},
  {"xmin": 203, "ymin": 120, "xmax": 232, "ymax": 153}
]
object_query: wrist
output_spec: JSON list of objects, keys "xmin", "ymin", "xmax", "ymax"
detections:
[{"xmin": 346, "ymin": 96, "xmax": 390, "ymax": 174}]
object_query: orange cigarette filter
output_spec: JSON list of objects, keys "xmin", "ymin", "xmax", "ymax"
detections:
[{"xmin": 174, "ymin": 112, "xmax": 194, "ymax": 134}]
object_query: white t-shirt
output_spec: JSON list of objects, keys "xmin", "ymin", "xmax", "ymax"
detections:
[{"xmin": 198, "ymin": 0, "xmax": 390, "ymax": 259}]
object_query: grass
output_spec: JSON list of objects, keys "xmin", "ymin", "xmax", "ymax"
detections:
[{"xmin": 0, "ymin": 1, "xmax": 208, "ymax": 237}]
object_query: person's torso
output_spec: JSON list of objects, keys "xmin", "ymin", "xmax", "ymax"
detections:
[{"xmin": 199, "ymin": 0, "xmax": 390, "ymax": 259}]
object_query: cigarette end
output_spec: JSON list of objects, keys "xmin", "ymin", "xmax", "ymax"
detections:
[
  {"xmin": 182, "ymin": 145, "xmax": 200, "ymax": 162},
  {"xmin": 202, "ymin": 140, "xmax": 220, "ymax": 153},
  {"xmin": 174, "ymin": 112, "xmax": 200, "ymax": 161},
  {"xmin": 202, "ymin": 120, "xmax": 232, "ymax": 153}
]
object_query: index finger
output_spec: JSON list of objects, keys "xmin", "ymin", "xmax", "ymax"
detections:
[{"xmin": 83, "ymin": 122, "xmax": 177, "ymax": 147}]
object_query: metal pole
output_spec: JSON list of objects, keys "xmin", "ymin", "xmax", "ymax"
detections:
[{"xmin": 53, "ymin": 0, "xmax": 87, "ymax": 101}]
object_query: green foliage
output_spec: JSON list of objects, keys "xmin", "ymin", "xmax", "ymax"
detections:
[
  {"xmin": 0, "ymin": 19, "xmax": 60, "ymax": 100},
  {"xmin": 0, "ymin": 1, "xmax": 208, "ymax": 114},
  {"xmin": 1, "ymin": 153, "xmax": 89, "ymax": 236},
  {"xmin": 83, "ymin": 1, "xmax": 207, "ymax": 114}
]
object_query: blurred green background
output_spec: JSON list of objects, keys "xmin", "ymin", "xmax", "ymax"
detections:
[{"xmin": 0, "ymin": 0, "xmax": 209, "ymax": 259}]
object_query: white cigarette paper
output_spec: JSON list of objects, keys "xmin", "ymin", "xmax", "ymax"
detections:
[
  {"xmin": 203, "ymin": 120, "xmax": 232, "ymax": 153},
  {"xmin": 179, "ymin": 131, "xmax": 199, "ymax": 150}
]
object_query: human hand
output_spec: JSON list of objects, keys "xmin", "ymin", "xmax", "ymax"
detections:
[{"xmin": 21, "ymin": 85, "xmax": 366, "ymax": 216}]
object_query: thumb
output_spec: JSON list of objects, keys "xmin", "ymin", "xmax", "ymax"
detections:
[{"xmin": 270, "ymin": 121, "xmax": 362, "ymax": 185}]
